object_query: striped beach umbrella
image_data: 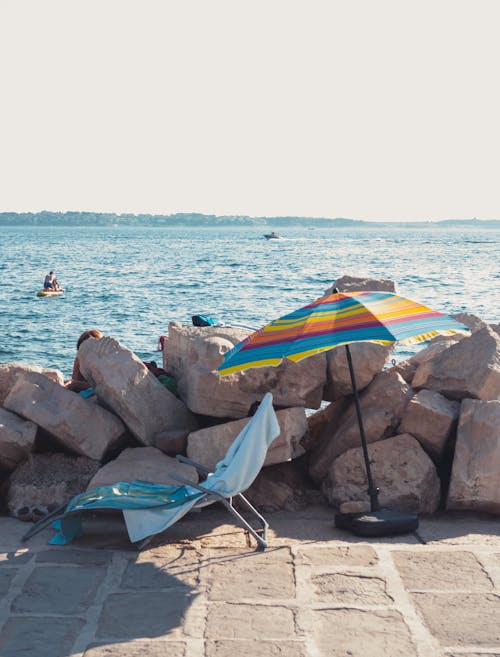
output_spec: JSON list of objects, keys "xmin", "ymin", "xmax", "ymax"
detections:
[
  {"xmin": 217, "ymin": 290, "xmax": 470, "ymax": 376},
  {"xmin": 218, "ymin": 290, "xmax": 470, "ymax": 537}
]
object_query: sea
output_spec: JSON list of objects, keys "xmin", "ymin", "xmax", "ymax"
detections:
[{"xmin": 0, "ymin": 224, "xmax": 498, "ymax": 380}]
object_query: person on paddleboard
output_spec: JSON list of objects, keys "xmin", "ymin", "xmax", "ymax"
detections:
[{"xmin": 44, "ymin": 271, "xmax": 55, "ymax": 290}]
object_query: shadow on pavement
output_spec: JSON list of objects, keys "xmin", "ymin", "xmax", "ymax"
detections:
[{"xmin": 0, "ymin": 521, "xmax": 200, "ymax": 657}]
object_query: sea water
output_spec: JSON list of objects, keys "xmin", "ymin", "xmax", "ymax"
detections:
[{"xmin": 0, "ymin": 224, "xmax": 498, "ymax": 379}]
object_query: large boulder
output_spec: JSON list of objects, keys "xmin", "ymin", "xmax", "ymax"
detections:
[
  {"xmin": 412, "ymin": 326, "xmax": 500, "ymax": 401},
  {"xmin": 244, "ymin": 458, "xmax": 317, "ymax": 512},
  {"xmin": 323, "ymin": 275, "xmax": 397, "ymax": 296},
  {"xmin": 305, "ymin": 398, "xmax": 350, "ymax": 450},
  {"xmin": 163, "ymin": 323, "xmax": 326, "ymax": 418},
  {"xmin": 324, "ymin": 342, "xmax": 392, "ymax": 401},
  {"xmin": 4, "ymin": 370, "xmax": 125, "ymax": 461},
  {"xmin": 323, "ymin": 433, "xmax": 441, "ymax": 513},
  {"xmin": 0, "ymin": 363, "xmax": 64, "ymax": 406},
  {"xmin": 398, "ymin": 389, "xmax": 460, "ymax": 462},
  {"xmin": 451, "ymin": 312, "xmax": 488, "ymax": 333},
  {"xmin": 87, "ymin": 447, "xmax": 198, "ymax": 490},
  {"xmin": 309, "ymin": 370, "xmax": 412, "ymax": 482},
  {"xmin": 6, "ymin": 453, "xmax": 100, "ymax": 521},
  {"xmin": 403, "ymin": 312, "xmax": 476, "ymax": 370},
  {"xmin": 186, "ymin": 406, "xmax": 308, "ymax": 472},
  {"xmin": 407, "ymin": 335, "xmax": 464, "ymax": 368},
  {"xmin": 154, "ymin": 429, "xmax": 189, "ymax": 456},
  {"xmin": 0, "ymin": 408, "xmax": 37, "ymax": 471},
  {"xmin": 446, "ymin": 399, "xmax": 500, "ymax": 514},
  {"xmin": 78, "ymin": 336, "xmax": 199, "ymax": 444}
]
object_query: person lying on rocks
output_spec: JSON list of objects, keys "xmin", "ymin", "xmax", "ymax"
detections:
[{"xmin": 65, "ymin": 329, "xmax": 103, "ymax": 392}]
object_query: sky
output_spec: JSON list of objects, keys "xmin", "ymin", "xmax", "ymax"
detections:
[{"xmin": 1, "ymin": 1, "xmax": 499, "ymax": 221}]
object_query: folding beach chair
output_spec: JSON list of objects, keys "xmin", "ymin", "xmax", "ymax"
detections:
[{"xmin": 22, "ymin": 393, "xmax": 281, "ymax": 549}]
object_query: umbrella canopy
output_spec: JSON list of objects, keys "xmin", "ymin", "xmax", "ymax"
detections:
[{"xmin": 218, "ymin": 290, "xmax": 470, "ymax": 376}]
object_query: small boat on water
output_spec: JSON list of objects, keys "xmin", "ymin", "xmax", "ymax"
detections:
[
  {"xmin": 264, "ymin": 231, "xmax": 281, "ymax": 240},
  {"xmin": 36, "ymin": 289, "xmax": 64, "ymax": 297}
]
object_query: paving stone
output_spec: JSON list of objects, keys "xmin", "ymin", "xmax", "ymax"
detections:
[
  {"xmin": 393, "ymin": 551, "xmax": 494, "ymax": 591},
  {"xmin": 0, "ymin": 616, "xmax": 84, "ymax": 657},
  {"xmin": 445, "ymin": 653, "xmax": 500, "ymax": 657},
  {"xmin": 206, "ymin": 639, "xmax": 308, "ymax": 657},
  {"xmin": 36, "ymin": 549, "xmax": 113, "ymax": 565},
  {"xmin": 11, "ymin": 565, "xmax": 105, "ymax": 614},
  {"xmin": 412, "ymin": 592, "xmax": 500, "ymax": 646},
  {"xmin": 296, "ymin": 544, "xmax": 378, "ymax": 566},
  {"xmin": 83, "ymin": 639, "xmax": 186, "ymax": 656},
  {"xmin": 208, "ymin": 548, "xmax": 295, "ymax": 600},
  {"xmin": 147, "ymin": 513, "xmax": 247, "ymax": 549},
  {"xmin": 0, "ymin": 568, "xmax": 18, "ymax": 596},
  {"xmin": 121, "ymin": 549, "xmax": 201, "ymax": 589},
  {"xmin": 311, "ymin": 573, "xmax": 393, "ymax": 604},
  {"xmin": 0, "ymin": 550, "xmax": 33, "ymax": 565},
  {"xmin": 96, "ymin": 591, "xmax": 195, "ymax": 639},
  {"xmin": 206, "ymin": 603, "xmax": 295, "ymax": 640},
  {"xmin": 312, "ymin": 608, "xmax": 417, "ymax": 657},
  {"xmin": 416, "ymin": 513, "xmax": 500, "ymax": 546}
]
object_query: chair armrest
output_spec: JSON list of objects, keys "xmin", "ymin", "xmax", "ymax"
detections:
[
  {"xmin": 167, "ymin": 472, "xmax": 226, "ymax": 502},
  {"xmin": 176, "ymin": 454, "xmax": 213, "ymax": 475}
]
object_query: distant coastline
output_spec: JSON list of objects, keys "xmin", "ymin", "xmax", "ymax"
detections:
[{"xmin": 0, "ymin": 211, "xmax": 499, "ymax": 229}]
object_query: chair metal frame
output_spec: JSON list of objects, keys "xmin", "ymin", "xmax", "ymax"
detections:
[{"xmin": 22, "ymin": 457, "xmax": 269, "ymax": 550}]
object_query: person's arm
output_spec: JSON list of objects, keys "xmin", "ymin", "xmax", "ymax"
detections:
[{"xmin": 72, "ymin": 357, "xmax": 83, "ymax": 381}]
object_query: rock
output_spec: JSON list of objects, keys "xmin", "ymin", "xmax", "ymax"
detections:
[
  {"xmin": 164, "ymin": 323, "xmax": 249, "ymax": 373},
  {"xmin": 154, "ymin": 429, "xmax": 189, "ymax": 455},
  {"xmin": 187, "ymin": 406, "xmax": 308, "ymax": 472},
  {"xmin": 451, "ymin": 312, "xmax": 488, "ymax": 332},
  {"xmin": 6, "ymin": 453, "xmax": 100, "ymax": 521},
  {"xmin": 446, "ymin": 399, "xmax": 500, "ymax": 514},
  {"xmin": 323, "ymin": 275, "xmax": 397, "ymax": 296},
  {"xmin": 305, "ymin": 398, "xmax": 350, "ymax": 450},
  {"xmin": 78, "ymin": 336, "xmax": 199, "ymax": 444},
  {"xmin": 323, "ymin": 433, "xmax": 441, "ymax": 513},
  {"xmin": 87, "ymin": 447, "xmax": 198, "ymax": 490},
  {"xmin": 387, "ymin": 360, "xmax": 416, "ymax": 384},
  {"xmin": 163, "ymin": 323, "xmax": 326, "ymax": 418},
  {"xmin": 402, "ymin": 314, "xmax": 474, "ymax": 370},
  {"xmin": 412, "ymin": 326, "xmax": 500, "ymax": 401},
  {"xmin": 4, "ymin": 371, "xmax": 125, "ymax": 461},
  {"xmin": 0, "ymin": 407, "xmax": 38, "ymax": 471},
  {"xmin": 408, "ymin": 335, "xmax": 463, "ymax": 368},
  {"xmin": 0, "ymin": 363, "xmax": 64, "ymax": 406},
  {"xmin": 324, "ymin": 342, "xmax": 392, "ymax": 401},
  {"xmin": 245, "ymin": 476, "xmax": 298, "ymax": 513},
  {"xmin": 309, "ymin": 370, "xmax": 412, "ymax": 482},
  {"xmin": 398, "ymin": 389, "xmax": 460, "ymax": 462},
  {"xmin": 244, "ymin": 458, "xmax": 317, "ymax": 512}
]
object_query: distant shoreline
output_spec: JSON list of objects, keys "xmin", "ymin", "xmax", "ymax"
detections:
[{"xmin": 0, "ymin": 212, "xmax": 499, "ymax": 229}]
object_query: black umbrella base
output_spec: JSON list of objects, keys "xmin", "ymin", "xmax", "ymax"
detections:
[{"xmin": 335, "ymin": 508, "xmax": 419, "ymax": 537}]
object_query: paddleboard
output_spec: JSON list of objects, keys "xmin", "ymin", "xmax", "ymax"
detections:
[{"xmin": 36, "ymin": 290, "xmax": 65, "ymax": 297}]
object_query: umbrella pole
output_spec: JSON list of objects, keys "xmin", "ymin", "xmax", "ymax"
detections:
[{"xmin": 345, "ymin": 344, "xmax": 381, "ymax": 513}]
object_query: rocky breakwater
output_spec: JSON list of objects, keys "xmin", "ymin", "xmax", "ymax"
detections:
[{"xmin": 1, "ymin": 274, "xmax": 499, "ymax": 534}]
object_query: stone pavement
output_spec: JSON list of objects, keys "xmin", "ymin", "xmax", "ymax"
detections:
[{"xmin": 0, "ymin": 505, "xmax": 499, "ymax": 657}]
